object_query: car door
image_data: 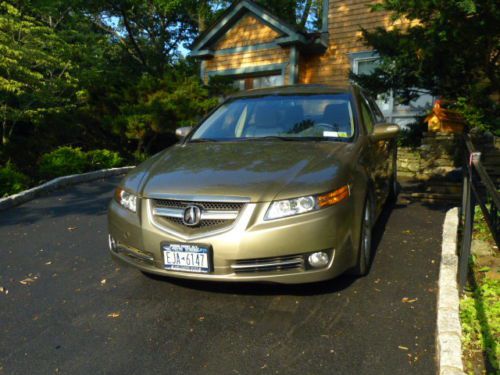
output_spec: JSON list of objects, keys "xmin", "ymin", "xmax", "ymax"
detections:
[
  {"xmin": 358, "ymin": 92, "xmax": 391, "ymax": 211},
  {"xmin": 365, "ymin": 94, "xmax": 395, "ymax": 196}
]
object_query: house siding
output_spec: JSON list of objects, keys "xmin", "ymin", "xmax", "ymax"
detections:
[
  {"xmin": 299, "ymin": 0, "xmax": 389, "ymax": 87},
  {"xmin": 213, "ymin": 14, "xmax": 282, "ymax": 50}
]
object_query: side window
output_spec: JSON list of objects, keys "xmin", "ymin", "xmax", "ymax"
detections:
[{"xmin": 359, "ymin": 96, "xmax": 375, "ymax": 133}]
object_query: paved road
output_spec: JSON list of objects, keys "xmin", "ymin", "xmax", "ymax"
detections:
[{"xmin": 0, "ymin": 177, "xmax": 448, "ymax": 375}]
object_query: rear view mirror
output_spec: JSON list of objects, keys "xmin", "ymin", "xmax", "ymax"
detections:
[
  {"xmin": 175, "ymin": 126, "xmax": 192, "ymax": 139},
  {"xmin": 369, "ymin": 123, "xmax": 400, "ymax": 142}
]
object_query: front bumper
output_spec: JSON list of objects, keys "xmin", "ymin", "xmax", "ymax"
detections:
[{"xmin": 108, "ymin": 198, "xmax": 358, "ymax": 284}]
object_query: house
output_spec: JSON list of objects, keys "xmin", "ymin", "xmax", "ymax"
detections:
[{"xmin": 191, "ymin": 0, "xmax": 433, "ymax": 126}]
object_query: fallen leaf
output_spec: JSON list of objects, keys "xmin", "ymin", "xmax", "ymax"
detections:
[
  {"xmin": 198, "ymin": 316, "xmax": 205, "ymax": 322},
  {"xmin": 67, "ymin": 226, "xmax": 78, "ymax": 232},
  {"xmin": 402, "ymin": 297, "xmax": 418, "ymax": 304},
  {"xmin": 100, "ymin": 279, "xmax": 107, "ymax": 285},
  {"xmin": 398, "ymin": 345, "xmax": 409, "ymax": 351},
  {"xmin": 20, "ymin": 277, "xmax": 36, "ymax": 285},
  {"xmin": 107, "ymin": 312, "xmax": 120, "ymax": 318},
  {"xmin": 45, "ymin": 261, "xmax": 52, "ymax": 265},
  {"xmin": 402, "ymin": 230, "xmax": 412, "ymax": 234}
]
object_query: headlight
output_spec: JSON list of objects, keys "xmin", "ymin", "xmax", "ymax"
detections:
[
  {"xmin": 265, "ymin": 185, "xmax": 350, "ymax": 220},
  {"xmin": 115, "ymin": 188, "xmax": 138, "ymax": 213}
]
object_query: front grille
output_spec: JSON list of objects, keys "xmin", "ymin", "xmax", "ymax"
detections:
[
  {"xmin": 153, "ymin": 199, "xmax": 244, "ymax": 212},
  {"xmin": 150, "ymin": 198, "xmax": 245, "ymax": 233},
  {"xmin": 232, "ymin": 255, "xmax": 305, "ymax": 274}
]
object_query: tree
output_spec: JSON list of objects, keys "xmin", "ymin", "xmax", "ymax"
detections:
[
  {"xmin": 351, "ymin": 1, "xmax": 499, "ymax": 130},
  {"xmin": 351, "ymin": 0, "xmax": 499, "ymax": 131},
  {"xmin": 0, "ymin": 1, "xmax": 78, "ymax": 146}
]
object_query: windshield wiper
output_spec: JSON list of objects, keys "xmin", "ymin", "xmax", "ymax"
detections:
[
  {"xmin": 189, "ymin": 138, "xmax": 220, "ymax": 143},
  {"xmin": 240, "ymin": 136, "xmax": 299, "ymax": 142}
]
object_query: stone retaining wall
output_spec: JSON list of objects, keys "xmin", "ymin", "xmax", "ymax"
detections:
[
  {"xmin": 397, "ymin": 132, "xmax": 498, "ymax": 203},
  {"xmin": 398, "ymin": 133, "xmax": 462, "ymax": 181}
]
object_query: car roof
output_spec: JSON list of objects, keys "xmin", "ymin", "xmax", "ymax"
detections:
[{"xmin": 228, "ymin": 84, "xmax": 354, "ymax": 99}]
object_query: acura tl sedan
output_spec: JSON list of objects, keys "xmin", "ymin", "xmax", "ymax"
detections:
[{"xmin": 108, "ymin": 85, "xmax": 399, "ymax": 284}]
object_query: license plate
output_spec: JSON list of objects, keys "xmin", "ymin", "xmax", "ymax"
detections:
[{"xmin": 162, "ymin": 243, "xmax": 211, "ymax": 273}]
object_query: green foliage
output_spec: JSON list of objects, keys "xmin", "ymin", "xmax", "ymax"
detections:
[
  {"xmin": 454, "ymin": 98, "xmax": 499, "ymax": 136},
  {"xmin": 0, "ymin": 162, "xmax": 29, "ymax": 197},
  {"xmin": 39, "ymin": 146, "xmax": 125, "ymax": 179},
  {"xmin": 352, "ymin": 0, "xmax": 499, "ymax": 133},
  {"xmin": 397, "ymin": 121, "xmax": 425, "ymax": 148},
  {"xmin": 460, "ymin": 276, "xmax": 500, "ymax": 372},
  {"xmin": 0, "ymin": 1, "xmax": 78, "ymax": 145},
  {"xmin": 38, "ymin": 146, "xmax": 88, "ymax": 179},
  {"xmin": 86, "ymin": 149, "xmax": 124, "ymax": 169}
]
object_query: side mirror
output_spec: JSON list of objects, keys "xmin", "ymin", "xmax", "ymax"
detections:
[
  {"xmin": 369, "ymin": 123, "xmax": 400, "ymax": 142},
  {"xmin": 175, "ymin": 126, "xmax": 192, "ymax": 139}
]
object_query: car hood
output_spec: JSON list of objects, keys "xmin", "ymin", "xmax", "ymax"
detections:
[{"xmin": 139, "ymin": 141, "xmax": 355, "ymax": 202}]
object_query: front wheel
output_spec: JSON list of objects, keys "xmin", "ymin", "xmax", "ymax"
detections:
[{"xmin": 353, "ymin": 197, "xmax": 373, "ymax": 276}]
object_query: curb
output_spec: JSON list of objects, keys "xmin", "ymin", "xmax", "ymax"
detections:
[
  {"xmin": 0, "ymin": 166, "xmax": 135, "ymax": 211},
  {"xmin": 437, "ymin": 207, "xmax": 466, "ymax": 375}
]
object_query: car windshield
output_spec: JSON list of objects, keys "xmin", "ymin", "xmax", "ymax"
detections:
[{"xmin": 190, "ymin": 94, "xmax": 356, "ymax": 142}]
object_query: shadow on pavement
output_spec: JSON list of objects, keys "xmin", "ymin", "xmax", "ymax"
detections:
[{"xmin": 0, "ymin": 177, "xmax": 120, "ymax": 227}]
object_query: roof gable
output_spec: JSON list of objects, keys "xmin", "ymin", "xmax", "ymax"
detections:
[
  {"xmin": 212, "ymin": 13, "xmax": 282, "ymax": 50},
  {"xmin": 191, "ymin": 0, "xmax": 307, "ymax": 56}
]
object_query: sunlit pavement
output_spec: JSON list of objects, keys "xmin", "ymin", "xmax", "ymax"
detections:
[{"xmin": 0, "ymin": 177, "xmax": 448, "ymax": 374}]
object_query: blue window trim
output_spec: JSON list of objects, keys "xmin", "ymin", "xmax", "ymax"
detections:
[{"xmin": 207, "ymin": 63, "xmax": 287, "ymax": 78}]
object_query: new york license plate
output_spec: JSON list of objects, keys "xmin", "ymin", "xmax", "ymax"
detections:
[{"xmin": 162, "ymin": 243, "xmax": 211, "ymax": 273}]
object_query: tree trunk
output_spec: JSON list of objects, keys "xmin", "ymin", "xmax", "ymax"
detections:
[
  {"xmin": 299, "ymin": 0, "xmax": 313, "ymax": 29},
  {"xmin": 197, "ymin": 1, "xmax": 210, "ymax": 32},
  {"xmin": 2, "ymin": 107, "xmax": 9, "ymax": 146}
]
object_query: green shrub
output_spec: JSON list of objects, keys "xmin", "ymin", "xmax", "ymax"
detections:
[
  {"xmin": 0, "ymin": 162, "xmax": 30, "ymax": 197},
  {"xmin": 39, "ymin": 146, "xmax": 125, "ymax": 180},
  {"xmin": 38, "ymin": 146, "xmax": 88, "ymax": 179},
  {"xmin": 397, "ymin": 121, "xmax": 425, "ymax": 148},
  {"xmin": 86, "ymin": 149, "xmax": 123, "ymax": 169}
]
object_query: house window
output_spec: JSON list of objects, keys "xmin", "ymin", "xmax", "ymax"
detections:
[
  {"xmin": 350, "ymin": 51, "xmax": 380, "ymax": 76},
  {"xmin": 232, "ymin": 73, "xmax": 284, "ymax": 90},
  {"xmin": 354, "ymin": 58, "xmax": 379, "ymax": 75}
]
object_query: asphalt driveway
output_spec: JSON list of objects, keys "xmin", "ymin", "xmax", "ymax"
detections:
[{"xmin": 0, "ymin": 177, "xmax": 448, "ymax": 374}]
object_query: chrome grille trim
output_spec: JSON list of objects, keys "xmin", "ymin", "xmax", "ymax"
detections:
[
  {"xmin": 147, "ymin": 199, "xmax": 254, "ymax": 241},
  {"xmin": 152, "ymin": 206, "xmax": 239, "ymax": 220},
  {"xmin": 147, "ymin": 193, "xmax": 251, "ymax": 203},
  {"xmin": 232, "ymin": 255, "xmax": 305, "ymax": 273}
]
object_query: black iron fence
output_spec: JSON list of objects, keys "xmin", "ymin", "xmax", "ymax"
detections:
[{"xmin": 458, "ymin": 133, "xmax": 500, "ymax": 292}]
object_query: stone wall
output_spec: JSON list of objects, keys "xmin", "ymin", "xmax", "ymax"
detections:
[
  {"xmin": 398, "ymin": 133, "xmax": 462, "ymax": 181},
  {"xmin": 397, "ymin": 132, "xmax": 499, "ymax": 203}
]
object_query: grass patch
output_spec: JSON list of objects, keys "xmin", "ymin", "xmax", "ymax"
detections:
[
  {"xmin": 461, "ymin": 275, "xmax": 500, "ymax": 374},
  {"xmin": 460, "ymin": 210, "xmax": 499, "ymax": 374}
]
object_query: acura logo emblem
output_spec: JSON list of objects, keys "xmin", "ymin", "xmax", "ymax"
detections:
[{"xmin": 182, "ymin": 206, "xmax": 202, "ymax": 226}]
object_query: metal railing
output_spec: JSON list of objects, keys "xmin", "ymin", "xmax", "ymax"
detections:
[{"xmin": 458, "ymin": 133, "xmax": 500, "ymax": 292}]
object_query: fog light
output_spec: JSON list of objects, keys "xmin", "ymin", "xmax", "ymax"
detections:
[
  {"xmin": 108, "ymin": 235, "xmax": 117, "ymax": 252},
  {"xmin": 308, "ymin": 252, "xmax": 329, "ymax": 268}
]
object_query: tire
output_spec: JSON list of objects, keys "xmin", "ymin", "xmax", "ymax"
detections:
[{"xmin": 353, "ymin": 196, "xmax": 373, "ymax": 276}]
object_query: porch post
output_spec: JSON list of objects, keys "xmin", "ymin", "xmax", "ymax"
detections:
[{"xmin": 290, "ymin": 46, "xmax": 299, "ymax": 84}]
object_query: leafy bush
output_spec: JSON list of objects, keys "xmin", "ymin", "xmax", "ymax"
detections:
[
  {"xmin": 38, "ymin": 146, "xmax": 88, "ymax": 179},
  {"xmin": 397, "ymin": 121, "xmax": 425, "ymax": 148},
  {"xmin": 86, "ymin": 149, "xmax": 123, "ymax": 169},
  {"xmin": 39, "ymin": 146, "xmax": 124, "ymax": 179},
  {"xmin": 0, "ymin": 162, "xmax": 30, "ymax": 197},
  {"xmin": 461, "ymin": 277, "xmax": 500, "ymax": 372}
]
